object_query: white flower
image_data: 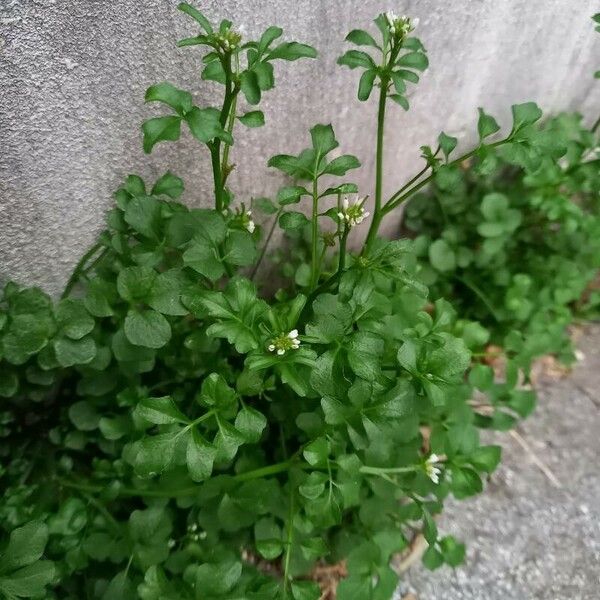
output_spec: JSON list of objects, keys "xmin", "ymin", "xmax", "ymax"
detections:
[
  {"xmin": 424, "ymin": 453, "xmax": 442, "ymax": 484},
  {"xmin": 245, "ymin": 210, "xmax": 256, "ymax": 233},
  {"xmin": 337, "ymin": 195, "xmax": 370, "ymax": 228},
  {"xmin": 385, "ymin": 12, "xmax": 417, "ymax": 37},
  {"xmin": 268, "ymin": 329, "xmax": 301, "ymax": 355}
]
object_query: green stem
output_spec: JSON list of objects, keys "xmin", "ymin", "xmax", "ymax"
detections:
[
  {"xmin": 383, "ymin": 138, "xmax": 510, "ymax": 215},
  {"xmin": 454, "ymin": 274, "xmax": 502, "ymax": 322},
  {"xmin": 363, "ymin": 75, "xmax": 389, "ymax": 253},
  {"xmin": 250, "ymin": 207, "xmax": 283, "ymax": 281},
  {"xmin": 310, "ymin": 177, "xmax": 320, "ymax": 289},
  {"xmin": 221, "ymin": 54, "xmax": 240, "ymax": 185},
  {"xmin": 211, "ymin": 53, "xmax": 238, "ymax": 212},
  {"xmin": 282, "ymin": 486, "xmax": 295, "ymax": 597},
  {"xmin": 56, "ymin": 459, "xmax": 296, "ymax": 500},
  {"xmin": 359, "ymin": 465, "xmax": 419, "ymax": 476},
  {"xmin": 592, "ymin": 114, "xmax": 600, "ymax": 134},
  {"xmin": 61, "ymin": 239, "xmax": 105, "ymax": 299}
]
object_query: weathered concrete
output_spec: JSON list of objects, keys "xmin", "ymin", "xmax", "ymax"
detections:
[
  {"xmin": 1, "ymin": 0, "xmax": 599, "ymax": 295},
  {"xmin": 396, "ymin": 324, "xmax": 600, "ymax": 600}
]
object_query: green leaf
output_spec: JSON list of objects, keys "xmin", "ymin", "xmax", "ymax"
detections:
[
  {"xmin": 134, "ymin": 431, "xmax": 180, "ymax": 476},
  {"xmin": 337, "ymin": 49, "xmax": 375, "ymax": 69},
  {"xmin": 389, "ymin": 94, "xmax": 409, "ymax": 110},
  {"xmin": 254, "ymin": 518, "xmax": 283, "ymax": 560},
  {"xmin": 345, "ymin": 29, "xmax": 379, "ymax": 48},
  {"xmin": 428, "ymin": 239, "xmax": 456, "ymax": 272},
  {"xmin": 0, "ymin": 371, "xmax": 18, "ymax": 398},
  {"xmin": 237, "ymin": 110, "xmax": 265, "ymax": 127},
  {"xmin": 310, "ymin": 123, "xmax": 338, "ymax": 157},
  {"xmin": 438, "ymin": 131, "xmax": 457, "ymax": 161},
  {"xmin": 0, "ymin": 522, "xmax": 49, "ymax": 572},
  {"xmin": 135, "ymin": 396, "xmax": 189, "ymax": 425},
  {"xmin": 279, "ymin": 211, "xmax": 310, "ymax": 231},
  {"xmin": 183, "ymin": 237, "xmax": 225, "ymax": 282},
  {"xmin": 277, "ymin": 185, "xmax": 309, "ymax": 205},
  {"xmin": 440, "ymin": 535, "xmax": 466, "ymax": 567},
  {"xmin": 291, "ymin": 581, "xmax": 321, "ymax": 600},
  {"xmin": 186, "ymin": 428, "xmax": 216, "ymax": 481},
  {"xmin": 258, "ymin": 26, "xmax": 283, "ymax": 53},
  {"xmin": 177, "ymin": 2, "xmax": 213, "ymax": 33},
  {"xmin": 0, "ymin": 562, "xmax": 55, "ymax": 598},
  {"xmin": 202, "ymin": 278, "xmax": 266, "ymax": 353},
  {"xmin": 511, "ymin": 102, "xmax": 542, "ymax": 132},
  {"xmin": 194, "ymin": 561, "xmax": 242, "ymax": 596},
  {"xmin": 241, "ymin": 70, "xmax": 261, "ymax": 105},
  {"xmin": 2, "ymin": 315, "xmax": 50, "ymax": 365},
  {"xmin": 144, "ymin": 82, "xmax": 192, "ymax": 116},
  {"xmin": 151, "ymin": 171, "xmax": 184, "ymax": 199},
  {"xmin": 54, "ymin": 336, "xmax": 96, "ymax": 367},
  {"xmin": 185, "ymin": 106, "xmax": 232, "ymax": 144},
  {"xmin": 56, "ymin": 299, "xmax": 94, "ymax": 340},
  {"xmin": 198, "ymin": 372, "xmax": 237, "ymax": 411},
  {"xmin": 234, "ymin": 406, "xmax": 267, "ymax": 442},
  {"xmin": 124, "ymin": 195, "xmax": 162, "ymax": 239},
  {"xmin": 124, "ymin": 309, "xmax": 172, "ymax": 349},
  {"xmin": 303, "ymin": 437, "xmax": 328, "ymax": 466},
  {"xmin": 468, "ymin": 445, "xmax": 502, "ymax": 473},
  {"xmin": 477, "ymin": 108, "xmax": 500, "ymax": 140},
  {"xmin": 224, "ymin": 230, "xmax": 257, "ymax": 267},
  {"xmin": 68, "ymin": 400, "xmax": 100, "ymax": 431},
  {"xmin": 468, "ymin": 364, "xmax": 494, "ymax": 390},
  {"xmin": 267, "ymin": 42, "xmax": 317, "ymax": 61},
  {"xmin": 358, "ymin": 69, "xmax": 377, "ymax": 101},
  {"xmin": 117, "ymin": 266, "xmax": 157, "ymax": 303},
  {"xmin": 148, "ymin": 270, "xmax": 188, "ymax": 316},
  {"xmin": 322, "ymin": 154, "xmax": 361, "ymax": 176},
  {"xmin": 397, "ymin": 51, "xmax": 429, "ymax": 71},
  {"xmin": 142, "ymin": 116, "xmax": 182, "ymax": 153}
]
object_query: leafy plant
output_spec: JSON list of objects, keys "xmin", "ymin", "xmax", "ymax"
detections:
[{"xmin": 0, "ymin": 6, "xmax": 597, "ymax": 600}]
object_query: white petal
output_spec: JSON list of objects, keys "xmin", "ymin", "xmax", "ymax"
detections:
[
  {"xmin": 343, "ymin": 196, "xmax": 349, "ymax": 210},
  {"xmin": 337, "ymin": 212, "xmax": 345, "ymax": 220},
  {"xmin": 288, "ymin": 329, "xmax": 299, "ymax": 339},
  {"xmin": 268, "ymin": 344, "xmax": 275, "ymax": 351},
  {"xmin": 428, "ymin": 453, "xmax": 440, "ymax": 464},
  {"xmin": 277, "ymin": 349, "xmax": 285, "ymax": 355},
  {"xmin": 363, "ymin": 211, "xmax": 370, "ymax": 218},
  {"xmin": 246, "ymin": 221, "xmax": 255, "ymax": 233},
  {"xmin": 246, "ymin": 210, "xmax": 252, "ymax": 216}
]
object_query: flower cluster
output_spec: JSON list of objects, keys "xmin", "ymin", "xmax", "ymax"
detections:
[
  {"xmin": 337, "ymin": 195, "xmax": 370, "ymax": 228},
  {"xmin": 384, "ymin": 11, "xmax": 418, "ymax": 38},
  {"xmin": 229, "ymin": 205, "xmax": 256, "ymax": 233},
  {"xmin": 424, "ymin": 453, "xmax": 442, "ymax": 484},
  {"xmin": 214, "ymin": 29, "xmax": 242, "ymax": 52},
  {"xmin": 268, "ymin": 329, "xmax": 300, "ymax": 355}
]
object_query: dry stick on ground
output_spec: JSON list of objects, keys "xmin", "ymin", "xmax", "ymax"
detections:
[{"xmin": 508, "ymin": 429, "xmax": 563, "ymax": 489}]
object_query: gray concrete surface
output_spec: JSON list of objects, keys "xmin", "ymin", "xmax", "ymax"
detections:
[
  {"xmin": 1, "ymin": 0, "xmax": 599, "ymax": 295},
  {"xmin": 396, "ymin": 324, "xmax": 600, "ymax": 600}
]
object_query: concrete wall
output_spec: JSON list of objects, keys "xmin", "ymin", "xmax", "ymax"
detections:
[{"xmin": 1, "ymin": 0, "xmax": 598, "ymax": 296}]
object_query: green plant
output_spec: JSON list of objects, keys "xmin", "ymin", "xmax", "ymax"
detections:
[{"xmin": 0, "ymin": 6, "xmax": 597, "ymax": 600}]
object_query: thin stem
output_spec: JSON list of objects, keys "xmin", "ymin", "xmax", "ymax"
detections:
[
  {"xmin": 211, "ymin": 52, "xmax": 238, "ymax": 212},
  {"xmin": 56, "ymin": 459, "xmax": 296, "ymax": 500},
  {"xmin": 383, "ymin": 138, "xmax": 510, "ymax": 215},
  {"xmin": 363, "ymin": 76, "xmax": 389, "ymax": 253},
  {"xmin": 221, "ymin": 54, "xmax": 240, "ymax": 185},
  {"xmin": 251, "ymin": 207, "xmax": 283, "ymax": 280},
  {"xmin": 61, "ymin": 239, "xmax": 105, "ymax": 299},
  {"xmin": 310, "ymin": 177, "xmax": 320, "ymax": 289},
  {"xmin": 360, "ymin": 465, "xmax": 419, "ymax": 476},
  {"xmin": 592, "ymin": 114, "xmax": 600, "ymax": 134},
  {"xmin": 454, "ymin": 274, "xmax": 502, "ymax": 322},
  {"xmin": 282, "ymin": 486, "xmax": 295, "ymax": 597}
]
